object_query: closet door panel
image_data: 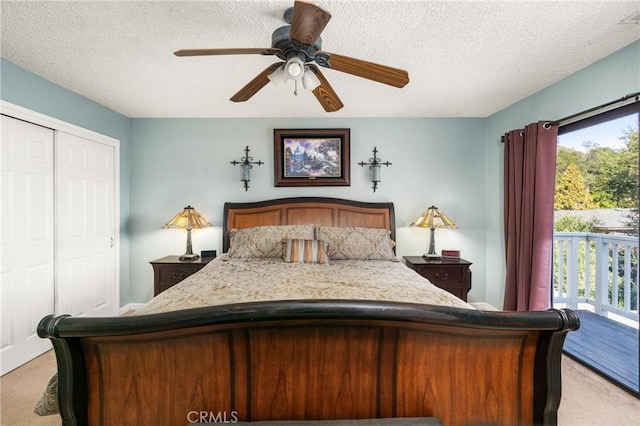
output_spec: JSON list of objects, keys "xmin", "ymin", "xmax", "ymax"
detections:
[
  {"xmin": 0, "ymin": 115, "xmax": 54, "ymax": 375},
  {"xmin": 55, "ymin": 131, "xmax": 116, "ymax": 317}
]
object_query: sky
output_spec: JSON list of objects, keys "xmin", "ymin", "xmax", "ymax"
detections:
[{"xmin": 558, "ymin": 113, "xmax": 638, "ymax": 153}]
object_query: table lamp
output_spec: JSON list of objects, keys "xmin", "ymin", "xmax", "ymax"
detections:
[
  {"xmin": 163, "ymin": 205, "xmax": 211, "ymax": 260},
  {"xmin": 409, "ymin": 205, "xmax": 457, "ymax": 258}
]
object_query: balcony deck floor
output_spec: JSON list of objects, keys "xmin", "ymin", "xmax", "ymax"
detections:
[{"xmin": 563, "ymin": 310, "xmax": 639, "ymax": 395}]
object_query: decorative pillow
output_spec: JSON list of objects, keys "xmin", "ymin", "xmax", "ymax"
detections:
[
  {"xmin": 227, "ymin": 224, "xmax": 315, "ymax": 258},
  {"xmin": 317, "ymin": 226, "xmax": 396, "ymax": 261},
  {"xmin": 283, "ymin": 239, "xmax": 329, "ymax": 264},
  {"xmin": 34, "ymin": 373, "xmax": 58, "ymax": 416}
]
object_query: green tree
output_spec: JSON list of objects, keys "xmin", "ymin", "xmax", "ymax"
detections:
[
  {"xmin": 554, "ymin": 162, "xmax": 596, "ymax": 210},
  {"xmin": 554, "ymin": 215, "xmax": 600, "ymax": 232},
  {"xmin": 556, "ymin": 147, "xmax": 584, "ymax": 185},
  {"xmin": 607, "ymin": 128, "xmax": 638, "ymax": 208},
  {"xmin": 582, "ymin": 146, "xmax": 618, "ymax": 208},
  {"xmin": 578, "ymin": 127, "xmax": 639, "ymax": 209}
]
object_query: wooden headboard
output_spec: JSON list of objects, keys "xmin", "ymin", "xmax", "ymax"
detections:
[{"xmin": 223, "ymin": 197, "xmax": 395, "ymax": 253}]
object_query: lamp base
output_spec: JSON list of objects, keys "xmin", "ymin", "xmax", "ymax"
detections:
[
  {"xmin": 179, "ymin": 253, "xmax": 200, "ymax": 261},
  {"xmin": 422, "ymin": 253, "xmax": 441, "ymax": 259}
]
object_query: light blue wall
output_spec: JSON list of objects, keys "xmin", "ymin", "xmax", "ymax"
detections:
[
  {"xmin": 2, "ymin": 39, "xmax": 638, "ymax": 308},
  {"xmin": 484, "ymin": 40, "xmax": 640, "ymax": 308},
  {"xmin": 0, "ymin": 58, "xmax": 132, "ymax": 306},
  {"xmin": 130, "ymin": 118, "xmax": 487, "ymax": 302}
]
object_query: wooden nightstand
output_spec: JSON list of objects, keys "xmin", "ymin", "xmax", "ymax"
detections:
[
  {"xmin": 403, "ymin": 256, "xmax": 472, "ymax": 302},
  {"xmin": 150, "ymin": 255, "xmax": 214, "ymax": 296}
]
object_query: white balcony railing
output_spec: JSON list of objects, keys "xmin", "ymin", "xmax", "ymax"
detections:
[{"xmin": 553, "ymin": 232, "xmax": 639, "ymax": 328}]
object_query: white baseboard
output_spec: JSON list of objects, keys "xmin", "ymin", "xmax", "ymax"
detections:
[
  {"xmin": 119, "ymin": 303, "xmax": 145, "ymax": 315},
  {"xmin": 470, "ymin": 302, "xmax": 499, "ymax": 311}
]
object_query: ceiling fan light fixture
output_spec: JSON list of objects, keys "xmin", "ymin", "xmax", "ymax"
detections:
[
  {"xmin": 285, "ymin": 56, "xmax": 305, "ymax": 80},
  {"xmin": 301, "ymin": 67, "xmax": 321, "ymax": 90},
  {"xmin": 267, "ymin": 64, "xmax": 289, "ymax": 88}
]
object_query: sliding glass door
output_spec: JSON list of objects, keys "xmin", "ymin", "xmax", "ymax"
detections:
[{"xmin": 552, "ymin": 105, "xmax": 639, "ymax": 396}]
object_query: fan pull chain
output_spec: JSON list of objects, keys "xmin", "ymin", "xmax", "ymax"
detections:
[{"xmin": 294, "ymin": 80, "xmax": 299, "ymax": 96}]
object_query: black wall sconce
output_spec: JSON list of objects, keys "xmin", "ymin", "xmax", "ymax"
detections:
[
  {"xmin": 230, "ymin": 145, "xmax": 263, "ymax": 191},
  {"xmin": 358, "ymin": 146, "xmax": 391, "ymax": 192}
]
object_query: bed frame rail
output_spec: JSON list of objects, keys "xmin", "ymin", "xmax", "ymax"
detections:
[{"xmin": 38, "ymin": 300, "xmax": 579, "ymax": 426}]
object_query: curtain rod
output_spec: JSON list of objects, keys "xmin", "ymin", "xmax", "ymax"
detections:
[
  {"xmin": 549, "ymin": 91, "xmax": 640, "ymax": 127},
  {"xmin": 499, "ymin": 91, "xmax": 639, "ymax": 143}
]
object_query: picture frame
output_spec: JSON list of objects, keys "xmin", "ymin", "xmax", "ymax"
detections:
[{"xmin": 274, "ymin": 128, "xmax": 350, "ymax": 187}]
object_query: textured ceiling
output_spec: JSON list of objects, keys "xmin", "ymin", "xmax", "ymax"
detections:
[{"xmin": 1, "ymin": 1, "xmax": 638, "ymax": 118}]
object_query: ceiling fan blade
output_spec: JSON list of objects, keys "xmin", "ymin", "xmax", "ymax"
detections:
[
  {"xmin": 230, "ymin": 63, "xmax": 282, "ymax": 102},
  {"xmin": 174, "ymin": 48, "xmax": 280, "ymax": 57},
  {"xmin": 290, "ymin": 0, "xmax": 331, "ymax": 46},
  {"xmin": 308, "ymin": 65, "xmax": 343, "ymax": 112},
  {"xmin": 317, "ymin": 51, "xmax": 409, "ymax": 88}
]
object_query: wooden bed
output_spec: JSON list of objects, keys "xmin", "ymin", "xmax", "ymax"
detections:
[{"xmin": 38, "ymin": 197, "xmax": 579, "ymax": 426}]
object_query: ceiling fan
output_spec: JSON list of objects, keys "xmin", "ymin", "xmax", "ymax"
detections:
[{"xmin": 174, "ymin": 0, "xmax": 410, "ymax": 112}]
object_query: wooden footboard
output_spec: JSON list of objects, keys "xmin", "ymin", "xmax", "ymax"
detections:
[{"xmin": 38, "ymin": 300, "xmax": 579, "ymax": 426}]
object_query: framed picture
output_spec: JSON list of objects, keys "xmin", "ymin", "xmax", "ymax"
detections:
[{"xmin": 274, "ymin": 128, "xmax": 350, "ymax": 187}]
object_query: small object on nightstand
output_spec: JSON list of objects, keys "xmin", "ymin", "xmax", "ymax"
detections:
[
  {"xmin": 150, "ymin": 255, "xmax": 214, "ymax": 296},
  {"xmin": 441, "ymin": 249, "xmax": 460, "ymax": 258},
  {"xmin": 403, "ymin": 256, "xmax": 472, "ymax": 302},
  {"xmin": 201, "ymin": 250, "xmax": 217, "ymax": 259}
]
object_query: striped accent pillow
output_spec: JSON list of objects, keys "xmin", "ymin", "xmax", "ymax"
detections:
[{"xmin": 283, "ymin": 239, "xmax": 329, "ymax": 264}]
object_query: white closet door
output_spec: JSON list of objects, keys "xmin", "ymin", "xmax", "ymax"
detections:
[
  {"xmin": 55, "ymin": 131, "xmax": 116, "ymax": 317},
  {"xmin": 1, "ymin": 115, "xmax": 54, "ymax": 375}
]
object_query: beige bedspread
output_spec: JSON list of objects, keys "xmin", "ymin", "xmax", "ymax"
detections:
[
  {"xmin": 137, "ymin": 254, "xmax": 472, "ymax": 315},
  {"xmin": 35, "ymin": 255, "xmax": 472, "ymax": 416}
]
